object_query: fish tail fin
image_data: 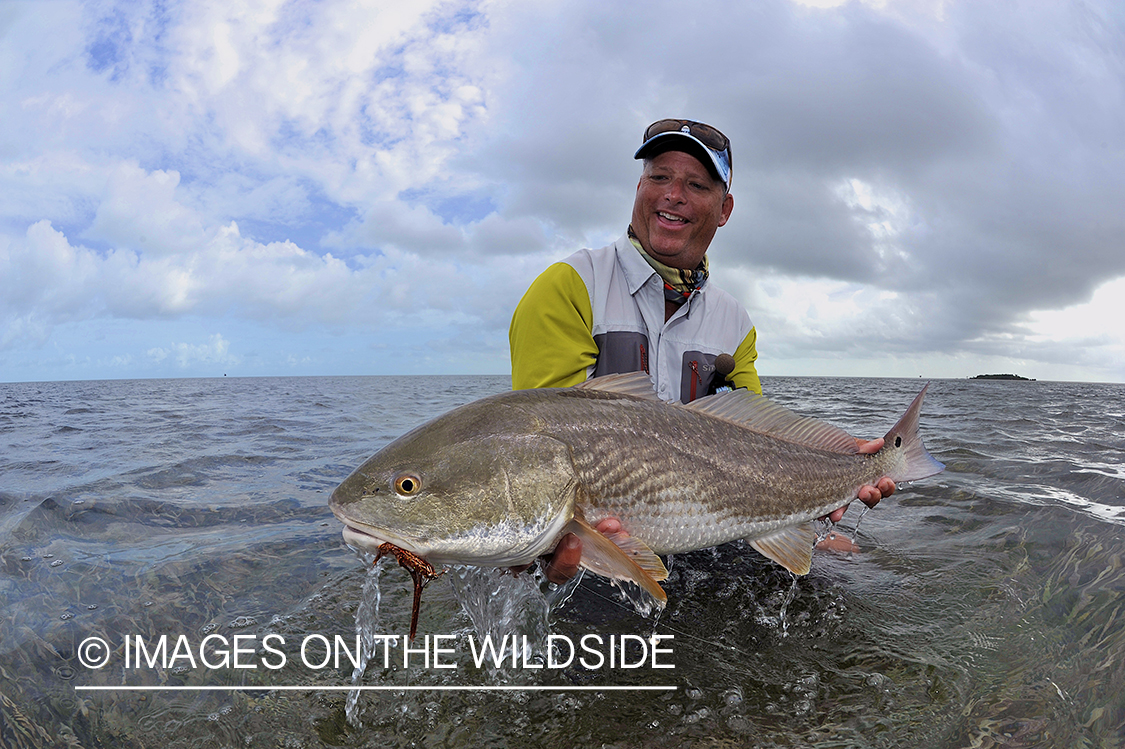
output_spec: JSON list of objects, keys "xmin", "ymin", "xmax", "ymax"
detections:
[{"xmin": 883, "ymin": 384, "xmax": 945, "ymax": 482}]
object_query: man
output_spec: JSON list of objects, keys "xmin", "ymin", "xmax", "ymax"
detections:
[{"xmin": 509, "ymin": 118, "xmax": 893, "ymax": 583}]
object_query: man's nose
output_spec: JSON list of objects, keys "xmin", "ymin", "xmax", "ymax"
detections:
[{"xmin": 663, "ymin": 178, "xmax": 686, "ymax": 202}]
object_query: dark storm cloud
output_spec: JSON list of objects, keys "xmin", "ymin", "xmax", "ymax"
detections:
[{"xmin": 469, "ymin": 0, "xmax": 1124, "ymax": 377}]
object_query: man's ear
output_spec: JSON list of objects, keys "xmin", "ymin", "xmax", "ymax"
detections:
[{"xmin": 718, "ymin": 192, "xmax": 734, "ymax": 228}]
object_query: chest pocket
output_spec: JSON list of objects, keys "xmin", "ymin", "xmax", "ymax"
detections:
[
  {"xmin": 592, "ymin": 331, "xmax": 650, "ymax": 378},
  {"xmin": 681, "ymin": 350, "xmax": 728, "ymax": 403}
]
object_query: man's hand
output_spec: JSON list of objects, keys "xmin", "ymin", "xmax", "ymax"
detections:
[
  {"xmin": 541, "ymin": 517, "xmax": 623, "ymax": 585},
  {"xmin": 822, "ymin": 437, "xmax": 896, "ymax": 523}
]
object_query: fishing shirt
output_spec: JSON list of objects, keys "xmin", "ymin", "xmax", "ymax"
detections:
[{"xmin": 509, "ymin": 232, "xmax": 761, "ymax": 402}]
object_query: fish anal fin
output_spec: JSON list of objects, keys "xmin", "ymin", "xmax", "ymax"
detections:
[
  {"xmin": 748, "ymin": 523, "xmax": 818, "ymax": 576},
  {"xmin": 565, "ymin": 517, "xmax": 668, "ymax": 604}
]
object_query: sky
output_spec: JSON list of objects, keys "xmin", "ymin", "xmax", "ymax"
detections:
[{"xmin": 2, "ymin": 0, "xmax": 1123, "ymax": 384}]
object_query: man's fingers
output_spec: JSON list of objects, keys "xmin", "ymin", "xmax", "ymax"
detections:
[
  {"xmin": 539, "ymin": 517, "xmax": 626, "ymax": 583},
  {"xmin": 824, "ymin": 477, "xmax": 896, "ymax": 522},
  {"xmin": 595, "ymin": 517, "xmax": 623, "ymax": 535},
  {"xmin": 856, "ymin": 437, "xmax": 884, "ymax": 455},
  {"xmin": 544, "ymin": 533, "xmax": 581, "ymax": 584}
]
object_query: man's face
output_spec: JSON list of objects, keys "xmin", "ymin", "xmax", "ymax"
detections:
[{"xmin": 630, "ymin": 149, "xmax": 734, "ymax": 270}]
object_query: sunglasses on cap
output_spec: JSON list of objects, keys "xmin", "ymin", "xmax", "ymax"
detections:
[
  {"xmin": 636, "ymin": 118, "xmax": 733, "ymax": 188},
  {"xmin": 643, "ymin": 119, "xmax": 731, "ymax": 154}
]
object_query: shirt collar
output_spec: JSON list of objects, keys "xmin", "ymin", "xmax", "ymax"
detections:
[
  {"xmin": 614, "ymin": 230, "xmax": 709, "ymax": 301},
  {"xmin": 613, "ymin": 232, "xmax": 659, "ymax": 295}
]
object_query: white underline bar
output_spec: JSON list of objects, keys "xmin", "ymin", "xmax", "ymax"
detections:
[{"xmin": 74, "ymin": 685, "xmax": 676, "ymax": 692}]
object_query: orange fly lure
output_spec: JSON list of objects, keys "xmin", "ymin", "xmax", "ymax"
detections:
[{"xmin": 374, "ymin": 542, "xmax": 444, "ymax": 640}]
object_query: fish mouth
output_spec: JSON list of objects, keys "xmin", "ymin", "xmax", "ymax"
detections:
[
  {"xmin": 340, "ymin": 524, "xmax": 388, "ymax": 551},
  {"xmin": 339, "ymin": 523, "xmax": 426, "ymax": 557},
  {"xmin": 333, "ymin": 510, "xmax": 425, "ymax": 557}
]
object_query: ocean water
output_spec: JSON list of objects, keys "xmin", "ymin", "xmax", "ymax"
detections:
[{"xmin": 1, "ymin": 375, "xmax": 1123, "ymax": 748}]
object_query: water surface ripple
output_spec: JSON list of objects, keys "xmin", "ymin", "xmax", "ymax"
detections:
[{"xmin": 1, "ymin": 376, "xmax": 1122, "ymax": 747}]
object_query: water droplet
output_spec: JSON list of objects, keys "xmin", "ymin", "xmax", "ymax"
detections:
[
  {"xmin": 55, "ymin": 665, "xmax": 77, "ymax": 680},
  {"xmin": 683, "ymin": 708, "xmax": 710, "ymax": 724},
  {"xmin": 726, "ymin": 715, "xmax": 753, "ymax": 734},
  {"xmin": 21, "ymin": 556, "xmax": 32, "ymax": 562},
  {"xmin": 50, "ymin": 559, "xmax": 64, "ymax": 567},
  {"xmin": 42, "ymin": 553, "xmax": 55, "ymax": 559},
  {"xmin": 87, "ymin": 604, "xmax": 98, "ymax": 610},
  {"xmin": 201, "ymin": 623, "xmax": 218, "ymax": 634},
  {"xmin": 60, "ymin": 612, "xmax": 74, "ymax": 620},
  {"xmin": 72, "ymin": 499, "xmax": 85, "ymax": 505},
  {"xmin": 228, "ymin": 615, "xmax": 257, "ymax": 628}
]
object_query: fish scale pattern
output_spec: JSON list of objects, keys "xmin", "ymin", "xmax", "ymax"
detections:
[{"xmin": 526, "ymin": 389, "xmax": 893, "ymax": 555}]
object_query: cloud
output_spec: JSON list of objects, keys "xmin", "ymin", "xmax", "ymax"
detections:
[
  {"xmin": 0, "ymin": 163, "xmax": 546, "ymax": 353},
  {"xmin": 148, "ymin": 333, "xmax": 235, "ymax": 369},
  {"xmin": 85, "ymin": 162, "xmax": 207, "ymax": 256},
  {"xmin": 1, "ymin": 0, "xmax": 1124, "ymax": 382}
]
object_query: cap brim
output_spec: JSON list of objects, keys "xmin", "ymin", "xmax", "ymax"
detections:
[{"xmin": 634, "ymin": 132, "xmax": 731, "ymax": 188}]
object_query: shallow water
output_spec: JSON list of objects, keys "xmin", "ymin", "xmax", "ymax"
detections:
[{"xmin": 1, "ymin": 375, "xmax": 1123, "ymax": 747}]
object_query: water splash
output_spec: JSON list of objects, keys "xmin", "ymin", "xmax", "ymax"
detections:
[
  {"xmin": 602, "ymin": 575, "xmax": 664, "ymax": 619},
  {"xmin": 776, "ymin": 574, "xmax": 799, "ymax": 638},
  {"xmin": 345, "ymin": 551, "xmax": 385, "ymax": 725},
  {"xmin": 447, "ymin": 566, "xmax": 552, "ymax": 674},
  {"xmin": 754, "ymin": 573, "xmax": 800, "ymax": 637},
  {"xmin": 814, "ymin": 513, "xmax": 865, "ymax": 554}
]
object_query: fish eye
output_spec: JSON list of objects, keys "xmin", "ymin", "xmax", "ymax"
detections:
[{"xmin": 394, "ymin": 473, "xmax": 422, "ymax": 496}]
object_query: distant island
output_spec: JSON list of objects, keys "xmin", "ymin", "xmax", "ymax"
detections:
[{"xmin": 971, "ymin": 373, "xmax": 1035, "ymax": 381}]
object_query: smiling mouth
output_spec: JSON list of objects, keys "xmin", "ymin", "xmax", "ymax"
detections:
[{"xmin": 657, "ymin": 211, "xmax": 688, "ymax": 224}]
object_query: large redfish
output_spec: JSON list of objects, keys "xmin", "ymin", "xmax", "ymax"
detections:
[{"xmin": 330, "ymin": 374, "xmax": 943, "ymax": 617}]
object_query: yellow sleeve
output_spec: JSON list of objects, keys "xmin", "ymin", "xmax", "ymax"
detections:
[
  {"xmin": 509, "ymin": 263, "xmax": 598, "ymax": 390},
  {"xmin": 730, "ymin": 327, "xmax": 762, "ymax": 395}
]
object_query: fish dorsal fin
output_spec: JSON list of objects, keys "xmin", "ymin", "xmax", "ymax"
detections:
[
  {"xmin": 564, "ymin": 516, "xmax": 668, "ymax": 605},
  {"xmin": 686, "ymin": 390, "xmax": 860, "ymax": 454},
  {"xmin": 574, "ymin": 372, "xmax": 660, "ymax": 401},
  {"xmin": 748, "ymin": 523, "xmax": 818, "ymax": 576}
]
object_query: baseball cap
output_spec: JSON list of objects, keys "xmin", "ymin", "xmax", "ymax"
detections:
[{"xmin": 634, "ymin": 118, "xmax": 732, "ymax": 189}]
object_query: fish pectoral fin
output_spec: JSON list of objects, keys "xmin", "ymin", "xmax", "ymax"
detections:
[
  {"xmin": 601, "ymin": 531, "xmax": 669, "ymax": 582},
  {"xmin": 748, "ymin": 523, "xmax": 818, "ymax": 576},
  {"xmin": 565, "ymin": 517, "xmax": 668, "ymax": 605}
]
